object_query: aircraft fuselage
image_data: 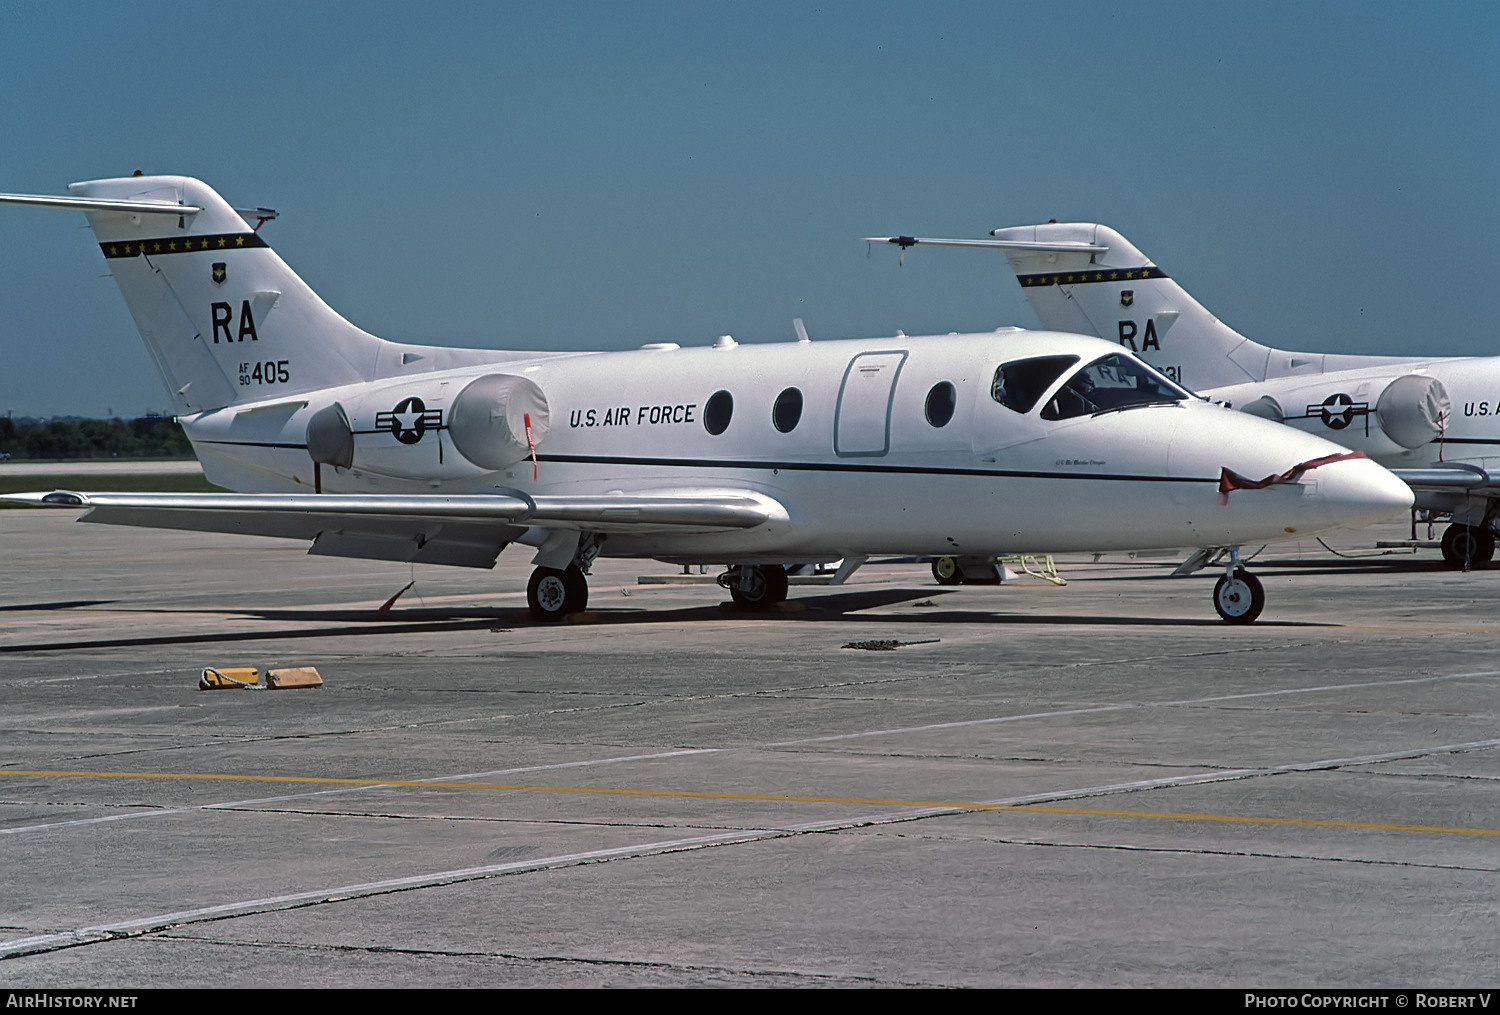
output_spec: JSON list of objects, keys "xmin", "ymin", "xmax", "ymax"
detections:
[{"xmin": 184, "ymin": 328, "xmax": 1408, "ymax": 563}]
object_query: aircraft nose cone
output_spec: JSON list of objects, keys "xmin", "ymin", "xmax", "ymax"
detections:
[{"xmin": 1312, "ymin": 456, "xmax": 1414, "ymax": 530}]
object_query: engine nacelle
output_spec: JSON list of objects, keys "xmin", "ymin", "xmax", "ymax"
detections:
[
  {"xmin": 1375, "ymin": 374, "xmax": 1450, "ymax": 450},
  {"xmin": 447, "ymin": 373, "xmax": 551, "ymax": 470},
  {"xmin": 306, "ymin": 373, "xmax": 550, "ymax": 481},
  {"xmin": 1216, "ymin": 373, "xmax": 1449, "ymax": 459}
]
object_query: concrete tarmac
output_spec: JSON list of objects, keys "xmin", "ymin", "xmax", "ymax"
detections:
[{"xmin": 0, "ymin": 509, "xmax": 1494, "ymax": 987}]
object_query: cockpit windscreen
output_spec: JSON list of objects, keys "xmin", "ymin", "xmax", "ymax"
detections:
[
  {"xmin": 991, "ymin": 355, "xmax": 1079, "ymax": 414},
  {"xmin": 1038, "ymin": 353, "xmax": 1190, "ymax": 420}
]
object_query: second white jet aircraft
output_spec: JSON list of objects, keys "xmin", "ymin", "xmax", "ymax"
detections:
[{"xmin": 0, "ymin": 176, "xmax": 1412, "ymax": 622}]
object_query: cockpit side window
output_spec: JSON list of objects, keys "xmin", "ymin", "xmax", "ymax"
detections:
[
  {"xmin": 991, "ymin": 355, "xmax": 1079, "ymax": 414},
  {"xmin": 1040, "ymin": 352, "xmax": 1189, "ymax": 421}
]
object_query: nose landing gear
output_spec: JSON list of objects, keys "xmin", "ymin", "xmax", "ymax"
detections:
[{"xmin": 1212, "ymin": 548, "xmax": 1265, "ymax": 624}]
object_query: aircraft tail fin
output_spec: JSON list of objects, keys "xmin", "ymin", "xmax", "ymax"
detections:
[
  {"xmin": 984, "ymin": 223, "xmax": 1275, "ymax": 392},
  {"xmin": 0, "ymin": 176, "xmax": 391, "ymax": 414}
]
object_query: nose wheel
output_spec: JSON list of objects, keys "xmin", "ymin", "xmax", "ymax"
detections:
[
  {"xmin": 1213, "ymin": 567, "xmax": 1264, "ymax": 624},
  {"xmin": 527, "ymin": 563, "xmax": 589, "ymax": 621}
]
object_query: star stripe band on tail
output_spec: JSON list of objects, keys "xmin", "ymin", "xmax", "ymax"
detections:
[
  {"xmin": 1016, "ymin": 266, "xmax": 1169, "ymax": 288},
  {"xmin": 100, "ymin": 233, "xmax": 268, "ymax": 259}
]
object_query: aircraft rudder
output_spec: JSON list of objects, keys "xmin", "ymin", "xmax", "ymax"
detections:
[{"xmin": 67, "ymin": 176, "xmax": 384, "ymax": 414}]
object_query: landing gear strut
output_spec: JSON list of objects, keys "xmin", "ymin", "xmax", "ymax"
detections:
[
  {"xmin": 1440, "ymin": 524, "xmax": 1495, "ymax": 570},
  {"xmin": 1212, "ymin": 548, "xmax": 1265, "ymax": 625},
  {"xmin": 718, "ymin": 564, "xmax": 789, "ymax": 609}
]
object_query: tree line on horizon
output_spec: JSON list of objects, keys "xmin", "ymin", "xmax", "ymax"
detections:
[{"xmin": 0, "ymin": 415, "xmax": 194, "ymax": 459}]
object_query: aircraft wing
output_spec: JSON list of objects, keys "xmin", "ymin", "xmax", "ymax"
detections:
[
  {"xmin": 2, "ymin": 490, "xmax": 782, "ymax": 568},
  {"xmin": 1391, "ymin": 466, "xmax": 1500, "ymax": 495}
]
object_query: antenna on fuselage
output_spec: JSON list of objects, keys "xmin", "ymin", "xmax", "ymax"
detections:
[{"xmin": 793, "ymin": 318, "xmax": 810, "ymax": 343}]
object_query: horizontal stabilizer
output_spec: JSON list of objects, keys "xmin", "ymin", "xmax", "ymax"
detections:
[
  {"xmin": 0, "ymin": 192, "xmax": 201, "ymax": 215},
  {"xmin": 0, "ymin": 191, "xmax": 275, "ymax": 224},
  {"xmin": 864, "ymin": 235, "xmax": 1108, "ymax": 254}
]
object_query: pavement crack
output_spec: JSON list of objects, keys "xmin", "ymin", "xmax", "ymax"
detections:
[
  {"xmin": 868, "ymin": 830, "xmax": 1498, "ymax": 872},
  {"xmin": 151, "ymin": 933, "xmax": 931, "ymax": 985},
  {"xmin": 209, "ymin": 806, "xmax": 792, "ymax": 835}
]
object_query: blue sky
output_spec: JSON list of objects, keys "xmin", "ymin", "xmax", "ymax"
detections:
[{"xmin": 1, "ymin": 1, "xmax": 1495, "ymax": 418}]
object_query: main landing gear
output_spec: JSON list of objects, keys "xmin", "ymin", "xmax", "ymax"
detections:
[
  {"xmin": 527, "ymin": 563, "xmax": 589, "ymax": 621},
  {"xmin": 930, "ymin": 555, "xmax": 1002, "ymax": 585},
  {"xmin": 526, "ymin": 533, "xmax": 601, "ymax": 621},
  {"xmin": 718, "ymin": 564, "xmax": 789, "ymax": 609},
  {"xmin": 1440, "ymin": 523, "xmax": 1495, "ymax": 570},
  {"xmin": 931, "ymin": 556, "xmax": 965, "ymax": 585},
  {"xmin": 1212, "ymin": 548, "xmax": 1265, "ymax": 625}
]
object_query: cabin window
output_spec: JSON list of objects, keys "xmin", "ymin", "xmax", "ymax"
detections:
[
  {"xmin": 991, "ymin": 355, "xmax": 1078, "ymax": 414},
  {"xmin": 704, "ymin": 389, "xmax": 734, "ymax": 435},
  {"xmin": 773, "ymin": 387, "xmax": 803, "ymax": 433},
  {"xmin": 1040, "ymin": 353, "xmax": 1189, "ymax": 420},
  {"xmin": 925, "ymin": 381, "xmax": 956, "ymax": 427}
]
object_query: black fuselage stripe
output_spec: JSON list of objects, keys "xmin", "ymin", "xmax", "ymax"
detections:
[
  {"xmin": 200, "ymin": 440, "xmax": 308, "ymax": 450},
  {"xmin": 100, "ymin": 233, "xmax": 269, "ymax": 259},
  {"xmin": 532, "ymin": 453, "xmax": 1211, "ymax": 484},
  {"xmin": 194, "ymin": 441, "xmax": 1216, "ymax": 484},
  {"xmin": 1017, "ymin": 266, "xmax": 1168, "ymax": 287}
]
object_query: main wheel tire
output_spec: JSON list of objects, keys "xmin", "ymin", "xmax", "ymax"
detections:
[
  {"xmin": 728, "ymin": 564, "xmax": 789, "ymax": 609},
  {"xmin": 1477, "ymin": 528, "xmax": 1496, "ymax": 564},
  {"xmin": 931, "ymin": 556, "xmax": 966, "ymax": 586},
  {"xmin": 1213, "ymin": 568, "xmax": 1265, "ymax": 625},
  {"xmin": 527, "ymin": 564, "xmax": 589, "ymax": 621},
  {"xmin": 1441, "ymin": 524, "xmax": 1495, "ymax": 569}
]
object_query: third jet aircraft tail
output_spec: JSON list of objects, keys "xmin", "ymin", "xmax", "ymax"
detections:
[{"xmin": 984, "ymin": 223, "xmax": 1421, "ymax": 394}]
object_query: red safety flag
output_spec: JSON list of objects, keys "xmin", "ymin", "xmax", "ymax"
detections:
[
  {"xmin": 524, "ymin": 412, "xmax": 538, "ymax": 481},
  {"xmin": 1219, "ymin": 450, "xmax": 1366, "ymax": 505}
]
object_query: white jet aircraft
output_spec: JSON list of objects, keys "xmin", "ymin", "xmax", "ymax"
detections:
[
  {"xmin": 0, "ymin": 176, "xmax": 1412, "ymax": 623},
  {"xmin": 870, "ymin": 225, "xmax": 1500, "ymax": 569}
]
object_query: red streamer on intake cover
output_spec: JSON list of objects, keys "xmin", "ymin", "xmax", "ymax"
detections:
[
  {"xmin": 524, "ymin": 412, "xmax": 538, "ymax": 481},
  {"xmin": 1218, "ymin": 450, "xmax": 1366, "ymax": 506}
]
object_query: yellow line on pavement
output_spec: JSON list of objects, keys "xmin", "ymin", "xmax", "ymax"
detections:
[{"xmin": 6, "ymin": 768, "xmax": 1495, "ymax": 837}]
